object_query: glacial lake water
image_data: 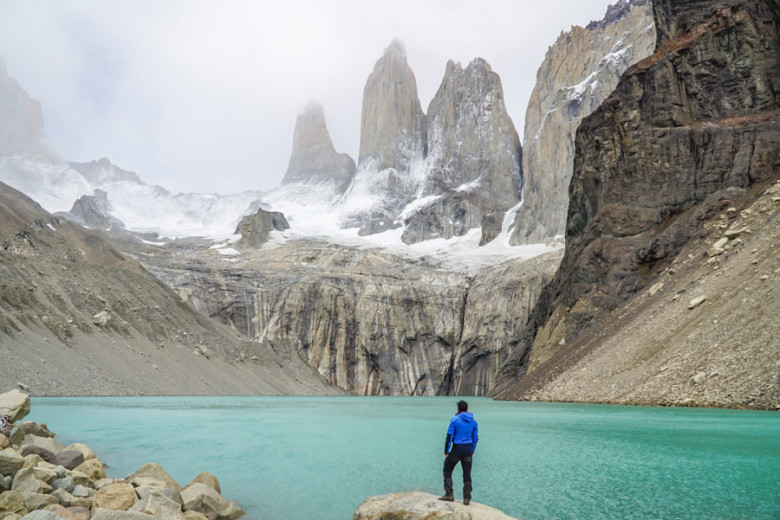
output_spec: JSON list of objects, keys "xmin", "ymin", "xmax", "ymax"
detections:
[{"xmin": 28, "ymin": 396, "xmax": 780, "ymax": 520}]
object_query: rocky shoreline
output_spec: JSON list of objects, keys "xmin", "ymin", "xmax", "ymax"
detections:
[{"xmin": 0, "ymin": 390, "xmax": 244, "ymax": 520}]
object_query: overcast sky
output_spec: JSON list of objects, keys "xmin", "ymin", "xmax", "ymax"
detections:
[{"xmin": 0, "ymin": 0, "xmax": 621, "ymax": 195}]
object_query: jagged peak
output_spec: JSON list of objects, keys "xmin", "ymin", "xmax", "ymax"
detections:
[
  {"xmin": 385, "ymin": 39, "xmax": 407, "ymax": 59},
  {"xmin": 302, "ymin": 100, "xmax": 324, "ymax": 116},
  {"xmin": 585, "ymin": 0, "xmax": 650, "ymax": 30}
]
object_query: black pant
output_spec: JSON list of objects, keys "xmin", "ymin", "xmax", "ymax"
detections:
[{"xmin": 443, "ymin": 445, "xmax": 473, "ymax": 499}]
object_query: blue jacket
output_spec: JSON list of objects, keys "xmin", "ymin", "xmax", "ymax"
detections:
[{"xmin": 445, "ymin": 411, "xmax": 478, "ymax": 455}]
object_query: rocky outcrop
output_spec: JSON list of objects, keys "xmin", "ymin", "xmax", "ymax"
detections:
[
  {"xmin": 0, "ymin": 389, "xmax": 30, "ymax": 423},
  {"xmin": 510, "ymin": 0, "xmax": 656, "ymax": 245},
  {"xmin": 0, "ymin": 393, "xmax": 245, "ymax": 519},
  {"xmin": 341, "ymin": 40, "xmax": 427, "ymax": 234},
  {"xmin": 402, "ymin": 59, "xmax": 522, "ymax": 245},
  {"xmin": 281, "ymin": 102, "xmax": 355, "ymax": 193},
  {"xmin": 0, "ymin": 60, "xmax": 51, "ymax": 156},
  {"xmin": 354, "ymin": 492, "xmax": 517, "ymax": 520},
  {"xmin": 60, "ymin": 190, "xmax": 125, "ymax": 231},
  {"xmin": 495, "ymin": 0, "xmax": 780, "ymax": 409},
  {"xmin": 235, "ymin": 208, "xmax": 289, "ymax": 248}
]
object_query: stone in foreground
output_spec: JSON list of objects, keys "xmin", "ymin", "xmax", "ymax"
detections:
[
  {"xmin": 0, "ymin": 389, "xmax": 30, "ymax": 422},
  {"xmin": 354, "ymin": 492, "xmax": 517, "ymax": 520}
]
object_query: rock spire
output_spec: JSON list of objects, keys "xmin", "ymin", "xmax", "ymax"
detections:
[{"xmin": 282, "ymin": 101, "xmax": 355, "ymax": 192}]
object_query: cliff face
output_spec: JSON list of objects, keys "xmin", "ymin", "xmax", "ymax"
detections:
[
  {"xmin": 495, "ymin": 0, "xmax": 780, "ymax": 409},
  {"xmin": 281, "ymin": 102, "xmax": 355, "ymax": 192},
  {"xmin": 142, "ymin": 240, "xmax": 561, "ymax": 396},
  {"xmin": 402, "ymin": 59, "xmax": 522, "ymax": 245},
  {"xmin": 510, "ymin": 0, "xmax": 656, "ymax": 245}
]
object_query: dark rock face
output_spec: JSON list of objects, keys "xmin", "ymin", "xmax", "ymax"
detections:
[
  {"xmin": 496, "ymin": 0, "xmax": 780, "ymax": 392},
  {"xmin": 0, "ymin": 60, "xmax": 51, "ymax": 155},
  {"xmin": 236, "ymin": 208, "xmax": 290, "ymax": 248},
  {"xmin": 61, "ymin": 189, "xmax": 125, "ymax": 231},
  {"xmin": 281, "ymin": 102, "xmax": 356, "ymax": 192}
]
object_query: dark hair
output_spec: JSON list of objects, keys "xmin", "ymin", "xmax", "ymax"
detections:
[{"xmin": 457, "ymin": 400, "xmax": 468, "ymax": 412}]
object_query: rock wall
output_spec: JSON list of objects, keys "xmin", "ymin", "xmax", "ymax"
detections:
[
  {"xmin": 510, "ymin": 0, "xmax": 656, "ymax": 245},
  {"xmin": 402, "ymin": 59, "xmax": 522, "ymax": 245},
  {"xmin": 144, "ymin": 240, "xmax": 562, "ymax": 396},
  {"xmin": 494, "ymin": 0, "xmax": 780, "ymax": 408},
  {"xmin": 281, "ymin": 101, "xmax": 355, "ymax": 192}
]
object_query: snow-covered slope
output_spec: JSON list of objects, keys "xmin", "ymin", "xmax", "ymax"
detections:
[{"xmin": 0, "ymin": 154, "xmax": 264, "ymax": 239}]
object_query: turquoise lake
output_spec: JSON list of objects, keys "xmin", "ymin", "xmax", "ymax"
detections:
[{"xmin": 27, "ymin": 396, "xmax": 780, "ymax": 520}]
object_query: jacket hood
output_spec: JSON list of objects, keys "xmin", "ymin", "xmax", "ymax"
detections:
[{"xmin": 458, "ymin": 412, "xmax": 474, "ymax": 422}]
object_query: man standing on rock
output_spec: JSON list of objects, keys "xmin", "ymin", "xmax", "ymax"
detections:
[{"xmin": 440, "ymin": 400, "xmax": 478, "ymax": 505}]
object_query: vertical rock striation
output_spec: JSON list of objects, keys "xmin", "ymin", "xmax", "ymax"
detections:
[
  {"xmin": 510, "ymin": 0, "xmax": 656, "ymax": 245},
  {"xmin": 281, "ymin": 101, "xmax": 355, "ymax": 193},
  {"xmin": 495, "ymin": 0, "xmax": 780, "ymax": 399},
  {"xmin": 402, "ymin": 59, "xmax": 522, "ymax": 245}
]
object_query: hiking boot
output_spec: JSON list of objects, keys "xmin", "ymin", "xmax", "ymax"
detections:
[
  {"xmin": 463, "ymin": 498, "xmax": 471, "ymax": 505},
  {"xmin": 438, "ymin": 494, "xmax": 455, "ymax": 502}
]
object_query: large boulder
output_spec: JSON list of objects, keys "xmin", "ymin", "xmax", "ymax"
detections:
[
  {"xmin": 180, "ymin": 483, "xmax": 244, "ymax": 520},
  {"xmin": 91, "ymin": 482, "xmax": 137, "ymax": 511},
  {"xmin": 129, "ymin": 492, "xmax": 185, "ymax": 520},
  {"xmin": 354, "ymin": 492, "xmax": 517, "ymax": 520},
  {"xmin": 0, "ymin": 490, "xmax": 28, "ymax": 516},
  {"xmin": 125, "ymin": 463, "xmax": 179, "ymax": 492},
  {"xmin": 182, "ymin": 473, "xmax": 220, "ymax": 495},
  {"xmin": 63, "ymin": 445, "xmax": 94, "ymax": 463},
  {"xmin": 52, "ymin": 452, "xmax": 84, "ymax": 471},
  {"xmin": 10, "ymin": 423, "xmax": 54, "ymax": 447},
  {"xmin": 0, "ymin": 448, "xmax": 24, "ymax": 477},
  {"xmin": 72, "ymin": 460, "xmax": 105, "ymax": 482},
  {"xmin": 23, "ymin": 436, "xmax": 65, "ymax": 456},
  {"xmin": 0, "ymin": 390, "xmax": 30, "ymax": 423},
  {"xmin": 10, "ymin": 467, "xmax": 52, "ymax": 496}
]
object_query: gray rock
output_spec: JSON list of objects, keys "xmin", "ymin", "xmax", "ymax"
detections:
[
  {"xmin": 70, "ymin": 485, "xmax": 92, "ymax": 498},
  {"xmin": 129, "ymin": 492, "xmax": 185, "ymax": 520},
  {"xmin": 22, "ymin": 436, "xmax": 64, "ymax": 456},
  {"xmin": 11, "ymin": 467, "xmax": 52, "ymax": 496},
  {"xmin": 1, "ymin": 474, "xmax": 12, "ymax": 491},
  {"xmin": 180, "ymin": 483, "xmax": 244, "ymax": 520},
  {"xmin": 688, "ymin": 296, "xmax": 707, "ymax": 310},
  {"xmin": 0, "ymin": 448, "xmax": 24, "ymax": 477},
  {"xmin": 10, "ymin": 423, "xmax": 54, "ymax": 447},
  {"xmin": 343, "ymin": 40, "xmax": 427, "ymax": 233},
  {"xmin": 51, "ymin": 452, "xmax": 83, "ymax": 471},
  {"xmin": 61, "ymin": 189, "xmax": 125, "ymax": 231},
  {"xmin": 235, "ymin": 208, "xmax": 290, "ymax": 249},
  {"xmin": 22, "ymin": 492, "xmax": 58, "ymax": 511},
  {"xmin": 183, "ymin": 473, "xmax": 220, "ymax": 495},
  {"xmin": 0, "ymin": 390, "xmax": 30, "ymax": 423},
  {"xmin": 404, "ymin": 58, "xmax": 521, "ymax": 244},
  {"xmin": 354, "ymin": 492, "xmax": 517, "ymax": 520},
  {"xmin": 125, "ymin": 463, "xmax": 179, "ymax": 492}
]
